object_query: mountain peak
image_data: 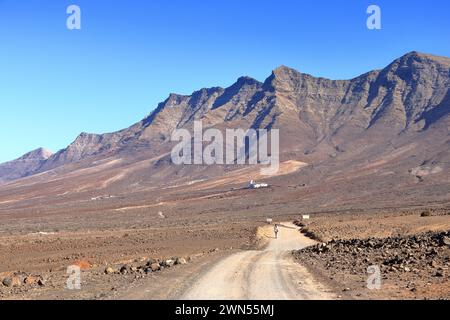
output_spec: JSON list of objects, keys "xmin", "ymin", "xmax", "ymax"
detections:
[
  {"xmin": 268, "ymin": 65, "xmax": 309, "ymax": 85},
  {"xmin": 37, "ymin": 148, "xmax": 53, "ymax": 159},
  {"xmin": 395, "ymin": 51, "xmax": 450, "ymax": 66},
  {"xmin": 17, "ymin": 148, "xmax": 53, "ymax": 161},
  {"xmin": 272, "ymin": 65, "xmax": 300, "ymax": 76},
  {"xmin": 262, "ymin": 65, "xmax": 306, "ymax": 92},
  {"xmin": 235, "ymin": 76, "xmax": 260, "ymax": 86}
]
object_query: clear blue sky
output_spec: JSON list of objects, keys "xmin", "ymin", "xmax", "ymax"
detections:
[{"xmin": 0, "ymin": 0, "xmax": 449, "ymax": 163}]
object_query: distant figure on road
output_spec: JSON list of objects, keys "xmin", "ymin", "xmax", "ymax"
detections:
[{"xmin": 274, "ymin": 224, "xmax": 279, "ymax": 239}]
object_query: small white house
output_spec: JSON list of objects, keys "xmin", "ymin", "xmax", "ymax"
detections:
[{"xmin": 249, "ymin": 180, "xmax": 269, "ymax": 189}]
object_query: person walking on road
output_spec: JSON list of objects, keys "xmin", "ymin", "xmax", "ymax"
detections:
[{"xmin": 274, "ymin": 224, "xmax": 279, "ymax": 239}]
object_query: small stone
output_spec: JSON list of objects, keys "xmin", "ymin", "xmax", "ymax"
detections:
[
  {"xmin": 2, "ymin": 277, "xmax": 13, "ymax": 287},
  {"xmin": 150, "ymin": 263, "xmax": 161, "ymax": 272},
  {"xmin": 24, "ymin": 276, "xmax": 38, "ymax": 285},
  {"xmin": 164, "ymin": 260, "xmax": 175, "ymax": 267},
  {"xmin": 105, "ymin": 267, "xmax": 115, "ymax": 274},
  {"xmin": 176, "ymin": 257, "xmax": 187, "ymax": 265},
  {"xmin": 144, "ymin": 267, "xmax": 152, "ymax": 274},
  {"xmin": 434, "ymin": 271, "xmax": 444, "ymax": 277},
  {"xmin": 120, "ymin": 266, "xmax": 128, "ymax": 274},
  {"xmin": 2, "ymin": 276, "xmax": 22, "ymax": 288},
  {"xmin": 442, "ymin": 236, "xmax": 450, "ymax": 246}
]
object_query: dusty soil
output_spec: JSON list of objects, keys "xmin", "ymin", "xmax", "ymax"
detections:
[
  {"xmin": 0, "ymin": 221, "xmax": 260, "ymax": 300},
  {"xmin": 0, "ymin": 222, "xmax": 258, "ymax": 274},
  {"xmin": 0, "ymin": 174, "xmax": 449, "ymax": 300},
  {"xmin": 177, "ymin": 223, "xmax": 335, "ymax": 300},
  {"xmin": 293, "ymin": 211, "xmax": 450, "ymax": 300},
  {"xmin": 296, "ymin": 209, "xmax": 450, "ymax": 242}
]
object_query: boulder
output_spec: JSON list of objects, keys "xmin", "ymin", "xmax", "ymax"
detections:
[
  {"xmin": 176, "ymin": 257, "xmax": 187, "ymax": 265},
  {"xmin": 163, "ymin": 259, "xmax": 175, "ymax": 268},
  {"xmin": 143, "ymin": 267, "xmax": 152, "ymax": 274},
  {"xmin": 2, "ymin": 276, "xmax": 22, "ymax": 288},
  {"xmin": 105, "ymin": 267, "xmax": 115, "ymax": 275},
  {"xmin": 435, "ymin": 271, "xmax": 444, "ymax": 277},
  {"xmin": 120, "ymin": 265, "xmax": 129, "ymax": 274},
  {"xmin": 24, "ymin": 276, "xmax": 39, "ymax": 285},
  {"xmin": 146, "ymin": 258, "xmax": 159, "ymax": 266},
  {"xmin": 150, "ymin": 263, "xmax": 161, "ymax": 272},
  {"xmin": 442, "ymin": 236, "xmax": 450, "ymax": 247}
]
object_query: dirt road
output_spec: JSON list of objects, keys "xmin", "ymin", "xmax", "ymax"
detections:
[{"xmin": 178, "ymin": 223, "xmax": 335, "ymax": 300}]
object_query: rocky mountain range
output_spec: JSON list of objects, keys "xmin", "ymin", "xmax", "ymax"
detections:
[
  {"xmin": 0, "ymin": 51, "xmax": 449, "ymax": 210},
  {"xmin": 0, "ymin": 148, "xmax": 53, "ymax": 184}
]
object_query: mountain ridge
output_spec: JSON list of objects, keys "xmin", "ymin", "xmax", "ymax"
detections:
[{"xmin": 1, "ymin": 51, "xmax": 449, "ymax": 185}]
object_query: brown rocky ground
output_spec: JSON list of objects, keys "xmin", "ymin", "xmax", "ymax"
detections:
[
  {"xmin": 0, "ymin": 150, "xmax": 448, "ymax": 300},
  {"xmin": 0, "ymin": 219, "xmax": 260, "ymax": 299},
  {"xmin": 295, "ymin": 208, "xmax": 450, "ymax": 242},
  {"xmin": 0, "ymin": 203, "xmax": 449, "ymax": 299},
  {"xmin": 293, "ymin": 210, "xmax": 450, "ymax": 300}
]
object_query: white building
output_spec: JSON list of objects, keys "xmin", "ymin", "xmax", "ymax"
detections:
[{"xmin": 249, "ymin": 180, "xmax": 269, "ymax": 189}]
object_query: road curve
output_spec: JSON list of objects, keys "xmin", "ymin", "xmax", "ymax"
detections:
[{"xmin": 179, "ymin": 223, "xmax": 335, "ymax": 300}]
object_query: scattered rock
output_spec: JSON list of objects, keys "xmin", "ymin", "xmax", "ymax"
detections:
[
  {"xmin": 176, "ymin": 257, "xmax": 187, "ymax": 265},
  {"xmin": 74, "ymin": 260, "xmax": 92, "ymax": 270},
  {"xmin": 294, "ymin": 230, "xmax": 450, "ymax": 298},
  {"xmin": 150, "ymin": 263, "xmax": 161, "ymax": 272},
  {"xmin": 120, "ymin": 265, "xmax": 129, "ymax": 274},
  {"xmin": 420, "ymin": 210, "xmax": 432, "ymax": 217},
  {"xmin": 2, "ymin": 277, "xmax": 12, "ymax": 287},
  {"xmin": 105, "ymin": 267, "xmax": 115, "ymax": 275},
  {"xmin": 144, "ymin": 267, "xmax": 152, "ymax": 274},
  {"xmin": 434, "ymin": 271, "xmax": 444, "ymax": 277},
  {"xmin": 163, "ymin": 260, "xmax": 175, "ymax": 268},
  {"xmin": 2, "ymin": 276, "xmax": 22, "ymax": 288},
  {"xmin": 442, "ymin": 236, "xmax": 450, "ymax": 247},
  {"xmin": 24, "ymin": 276, "xmax": 39, "ymax": 285}
]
